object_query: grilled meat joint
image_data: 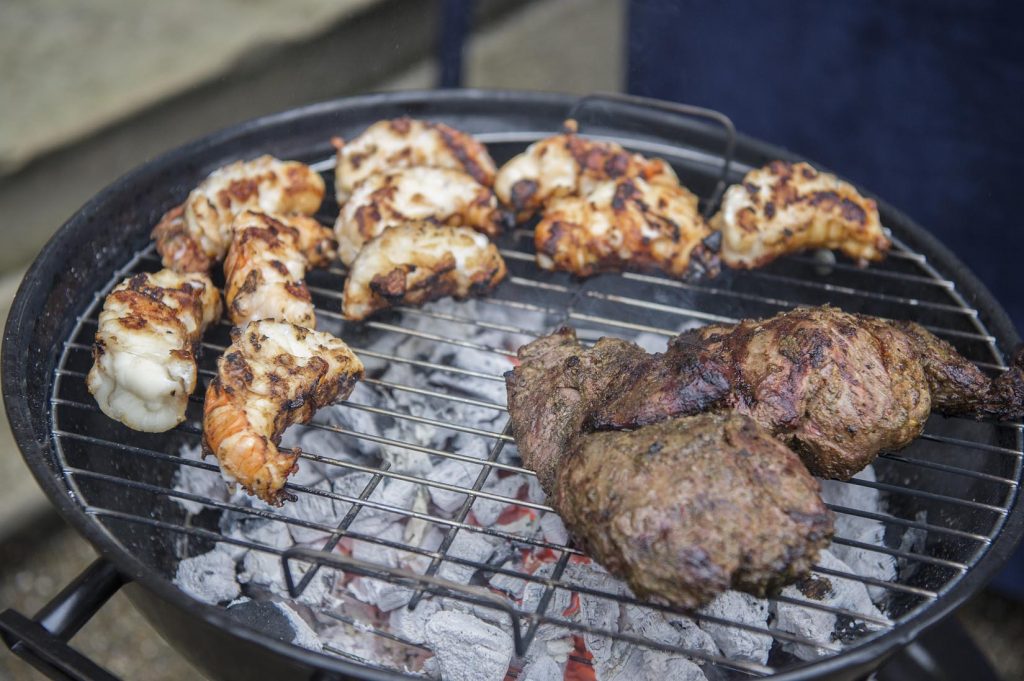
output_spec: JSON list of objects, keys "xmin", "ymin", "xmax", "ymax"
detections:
[
  {"xmin": 557, "ymin": 413, "xmax": 833, "ymax": 608},
  {"xmin": 593, "ymin": 306, "xmax": 1024, "ymax": 479},
  {"xmin": 505, "ymin": 329, "xmax": 832, "ymax": 607}
]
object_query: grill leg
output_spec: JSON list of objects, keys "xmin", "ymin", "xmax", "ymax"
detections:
[{"xmin": 0, "ymin": 559, "xmax": 125, "ymax": 681}]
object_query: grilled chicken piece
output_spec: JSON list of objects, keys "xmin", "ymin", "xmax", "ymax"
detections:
[
  {"xmin": 555, "ymin": 413, "xmax": 833, "ymax": 608},
  {"xmin": 342, "ymin": 223, "xmax": 507, "ymax": 322},
  {"xmin": 534, "ymin": 176, "xmax": 717, "ymax": 279},
  {"xmin": 203, "ymin": 320, "xmax": 364, "ymax": 505},
  {"xmin": 334, "ymin": 167, "xmax": 504, "ymax": 265},
  {"xmin": 153, "ymin": 156, "xmax": 325, "ymax": 273},
  {"xmin": 711, "ymin": 161, "xmax": 890, "ymax": 268},
  {"xmin": 592, "ymin": 306, "xmax": 1024, "ymax": 479},
  {"xmin": 224, "ymin": 211, "xmax": 336, "ymax": 327},
  {"xmin": 88, "ymin": 270, "xmax": 221, "ymax": 432},
  {"xmin": 494, "ymin": 120, "xmax": 680, "ymax": 221},
  {"xmin": 333, "ymin": 117, "xmax": 497, "ymax": 204}
]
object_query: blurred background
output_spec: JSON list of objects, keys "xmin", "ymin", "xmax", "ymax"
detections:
[{"xmin": 1, "ymin": 0, "xmax": 1021, "ymax": 678}]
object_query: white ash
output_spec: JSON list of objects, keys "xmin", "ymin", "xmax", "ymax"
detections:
[
  {"xmin": 521, "ymin": 562, "xmax": 572, "ymax": 617},
  {"xmin": 519, "ymin": 654, "xmax": 563, "ymax": 681},
  {"xmin": 771, "ymin": 549, "xmax": 886, "ymax": 661},
  {"xmin": 489, "ymin": 569, "xmax": 529, "ymax": 601},
  {"xmin": 607, "ymin": 647, "xmax": 707, "ymax": 681},
  {"xmin": 472, "ymin": 474, "xmax": 528, "ymax": 527},
  {"xmin": 347, "ymin": 576, "xmax": 414, "ymax": 612},
  {"xmin": 425, "ymin": 459, "xmax": 479, "ymax": 514},
  {"xmin": 275, "ymin": 602, "xmax": 323, "ymax": 652},
  {"xmin": 539, "ymin": 513, "xmax": 569, "ymax": 546},
  {"xmin": 436, "ymin": 529, "xmax": 500, "ymax": 583},
  {"xmin": 351, "ymin": 521, "xmax": 406, "ymax": 567},
  {"xmin": 699, "ymin": 591, "xmax": 772, "ymax": 665},
  {"xmin": 348, "ymin": 477, "xmax": 421, "ymax": 535},
  {"xmin": 389, "ymin": 598, "xmax": 444, "ymax": 645},
  {"xmin": 424, "ymin": 610, "xmax": 514, "ymax": 681},
  {"xmin": 819, "ymin": 466, "xmax": 896, "ymax": 600},
  {"xmin": 621, "ymin": 604, "xmax": 720, "ymax": 661},
  {"xmin": 173, "ymin": 546, "xmax": 241, "ymax": 605},
  {"xmin": 278, "ymin": 477, "xmax": 345, "ymax": 544},
  {"xmin": 171, "ymin": 443, "xmax": 229, "ymax": 515}
]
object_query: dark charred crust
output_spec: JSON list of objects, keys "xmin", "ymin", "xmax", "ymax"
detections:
[
  {"xmin": 389, "ymin": 117, "xmax": 412, "ymax": 134},
  {"xmin": 509, "ymin": 179, "xmax": 539, "ymax": 212},
  {"xmin": 284, "ymin": 282, "xmax": 312, "ymax": 301},
  {"xmin": 370, "ymin": 267, "xmax": 411, "ymax": 299},
  {"xmin": 435, "ymin": 123, "xmax": 494, "ymax": 186}
]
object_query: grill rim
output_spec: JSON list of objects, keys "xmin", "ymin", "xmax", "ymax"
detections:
[{"xmin": 4, "ymin": 88, "xmax": 1023, "ymax": 681}]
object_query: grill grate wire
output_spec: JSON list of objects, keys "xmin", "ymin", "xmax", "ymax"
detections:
[{"xmin": 47, "ymin": 127, "xmax": 1023, "ymax": 678}]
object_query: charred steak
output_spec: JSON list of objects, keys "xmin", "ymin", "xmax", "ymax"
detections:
[
  {"xmin": 594, "ymin": 306, "xmax": 1024, "ymax": 479},
  {"xmin": 553, "ymin": 413, "xmax": 833, "ymax": 608}
]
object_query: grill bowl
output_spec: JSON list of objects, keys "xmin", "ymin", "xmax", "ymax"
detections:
[{"xmin": 3, "ymin": 90, "xmax": 1022, "ymax": 681}]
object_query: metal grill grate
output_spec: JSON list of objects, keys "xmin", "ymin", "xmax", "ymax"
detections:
[{"xmin": 47, "ymin": 127, "xmax": 1023, "ymax": 678}]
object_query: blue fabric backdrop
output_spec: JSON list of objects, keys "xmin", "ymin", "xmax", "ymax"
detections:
[{"xmin": 627, "ymin": 0, "xmax": 1024, "ymax": 598}]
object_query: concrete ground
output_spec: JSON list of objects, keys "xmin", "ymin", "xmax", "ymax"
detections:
[{"xmin": 1, "ymin": 0, "xmax": 1022, "ymax": 679}]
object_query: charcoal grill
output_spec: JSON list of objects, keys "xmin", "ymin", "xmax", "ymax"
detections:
[{"xmin": 1, "ymin": 90, "xmax": 1021, "ymax": 681}]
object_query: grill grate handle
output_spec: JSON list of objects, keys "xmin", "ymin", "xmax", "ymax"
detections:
[{"xmin": 0, "ymin": 559, "xmax": 125, "ymax": 681}]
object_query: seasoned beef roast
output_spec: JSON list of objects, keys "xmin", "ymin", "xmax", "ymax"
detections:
[
  {"xmin": 594, "ymin": 306, "xmax": 1024, "ymax": 479},
  {"xmin": 553, "ymin": 413, "xmax": 833, "ymax": 608}
]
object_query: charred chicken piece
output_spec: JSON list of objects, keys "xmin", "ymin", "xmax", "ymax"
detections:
[
  {"xmin": 534, "ymin": 176, "xmax": 717, "ymax": 279},
  {"xmin": 88, "ymin": 270, "xmax": 221, "ymax": 432},
  {"xmin": 554, "ymin": 413, "xmax": 833, "ymax": 608},
  {"xmin": 223, "ymin": 211, "xmax": 337, "ymax": 327},
  {"xmin": 153, "ymin": 156, "xmax": 325, "ymax": 273},
  {"xmin": 334, "ymin": 167, "xmax": 504, "ymax": 265},
  {"xmin": 711, "ymin": 161, "xmax": 890, "ymax": 268},
  {"xmin": 342, "ymin": 223, "xmax": 507, "ymax": 322},
  {"xmin": 494, "ymin": 119, "xmax": 680, "ymax": 222},
  {"xmin": 332, "ymin": 117, "xmax": 497, "ymax": 204},
  {"xmin": 203, "ymin": 320, "xmax": 364, "ymax": 505},
  {"xmin": 593, "ymin": 306, "xmax": 1024, "ymax": 479}
]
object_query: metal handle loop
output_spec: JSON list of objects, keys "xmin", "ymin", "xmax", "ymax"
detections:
[
  {"xmin": 567, "ymin": 91, "xmax": 738, "ymax": 217},
  {"xmin": 0, "ymin": 559, "xmax": 125, "ymax": 681}
]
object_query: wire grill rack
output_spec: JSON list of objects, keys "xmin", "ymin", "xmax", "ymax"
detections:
[{"xmin": 46, "ymin": 128, "xmax": 1022, "ymax": 678}]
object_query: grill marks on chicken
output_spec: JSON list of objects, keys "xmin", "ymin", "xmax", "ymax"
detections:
[
  {"xmin": 555, "ymin": 413, "xmax": 833, "ymax": 609},
  {"xmin": 152, "ymin": 156, "xmax": 325, "ymax": 273},
  {"xmin": 223, "ymin": 211, "xmax": 337, "ymax": 327},
  {"xmin": 334, "ymin": 167, "xmax": 505, "ymax": 265},
  {"xmin": 203, "ymin": 320, "xmax": 364, "ymax": 505},
  {"xmin": 333, "ymin": 117, "xmax": 497, "ymax": 204},
  {"xmin": 88, "ymin": 270, "xmax": 221, "ymax": 432},
  {"xmin": 712, "ymin": 161, "xmax": 890, "ymax": 268},
  {"xmin": 534, "ymin": 176, "xmax": 717, "ymax": 279},
  {"xmin": 342, "ymin": 223, "xmax": 507, "ymax": 322},
  {"xmin": 494, "ymin": 119, "xmax": 679, "ymax": 222}
]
